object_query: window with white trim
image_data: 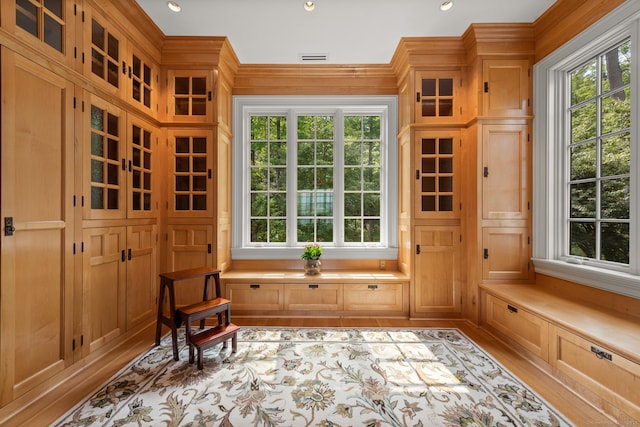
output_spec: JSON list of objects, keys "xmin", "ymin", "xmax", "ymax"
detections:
[
  {"xmin": 533, "ymin": 1, "xmax": 640, "ymax": 298},
  {"xmin": 232, "ymin": 96, "xmax": 398, "ymax": 260}
]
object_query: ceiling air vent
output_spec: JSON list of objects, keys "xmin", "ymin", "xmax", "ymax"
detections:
[{"xmin": 299, "ymin": 53, "xmax": 328, "ymax": 62}]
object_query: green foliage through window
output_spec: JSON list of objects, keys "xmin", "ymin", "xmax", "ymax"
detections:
[{"xmin": 568, "ymin": 39, "xmax": 631, "ymax": 264}]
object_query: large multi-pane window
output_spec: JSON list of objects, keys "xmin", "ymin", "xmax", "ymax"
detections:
[
  {"xmin": 568, "ymin": 39, "xmax": 631, "ymax": 265},
  {"xmin": 533, "ymin": 2, "xmax": 639, "ymax": 298},
  {"xmin": 234, "ymin": 96, "xmax": 397, "ymax": 259}
]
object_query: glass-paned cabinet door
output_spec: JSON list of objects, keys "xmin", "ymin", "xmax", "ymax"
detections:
[
  {"xmin": 168, "ymin": 130, "xmax": 213, "ymax": 217},
  {"xmin": 414, "ymin": 130, "xmax": 460, "ymax": 218},
  {"xmin": 127, "ymin": 51, "xmax": 157, "ymax": 116},
  {"xmin": 415, "ymin": 71, "xmax": 461, "ymax": 124},
  {"xmin": 127, "ymin": 116, "xmax": 156, "ymax": 218},
  {"xmin": 166, "ymin": 70, "xmax": 213, "ymax": 123},
  {"xmin": 84, "ymin": 10, "xmax": 122, "ymax": 96},
  {"xmin": 84, "ymin": 95, "xmax": 125, "ymax": 219},
  {"xmin": 14, "ymin": 0, "xmax": 63, "ymax": 51}
]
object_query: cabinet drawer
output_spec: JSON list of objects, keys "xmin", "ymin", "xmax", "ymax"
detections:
[
  {"xmin": 344, "ymin": 283, "xmax": 406, "ymax": 313},
  {"xmin": 550, "ymin": 326, "xmax": 640, "ymax": 419},
  {"xmin": 225, "ymin": 283, "xmax": 284, "ymax": 311},
  {"xmin": 485, "ymin": 294, "xmax": 548, "ymax": 361},
  {"xmin": 284, "ymin": 283, "xmax": 343, "ymax": 311}
]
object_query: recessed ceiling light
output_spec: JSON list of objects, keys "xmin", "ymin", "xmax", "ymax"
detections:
[
  {"xmin": 440, "ymin": 1, "xmax": 453, "ymax": 11},
  {"xmin": 167, "ymin": 1, "xmax": 181, "ymax": 12},
  {"xmin": 304, "ymin": 1, "xmax": 315, "ymax": 12}
]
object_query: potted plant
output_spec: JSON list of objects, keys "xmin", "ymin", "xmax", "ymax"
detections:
[{"xmin": 301, "ymin": 243, "xmax": 322, "ymax": 275}]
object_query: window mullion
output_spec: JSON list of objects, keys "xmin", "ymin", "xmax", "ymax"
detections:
[
  {"xmin": 288, "ymin": 109, "xmax": 298, "ymax": 247},
  {"xmin": 334, "ymin": 110, "xmax": 345, "ymax": 246}
]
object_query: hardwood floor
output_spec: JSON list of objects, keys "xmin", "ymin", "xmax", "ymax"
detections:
[{"xmin": 6, "ymin": 317, "xmax": 618, "ymax": 426}]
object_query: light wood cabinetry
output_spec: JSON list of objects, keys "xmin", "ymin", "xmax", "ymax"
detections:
[
  {"xmin": 284, "ymin": 283, "xmax": 344, "ymax": 311},
  {"xmin": 226, "ymin": 283, "xmax": 285, "ymax": 312},
  {"xmin": 414, "ymin": 130, "xmax": 460, "ymax": 218},
  {"xmin": 166, "ymin": 70, "xmax": 214, "ymax": 123},
  {"xmin": 413, "ymin": 226, "xmax": 462, "ymax": 315},
  {"xmin": 549, "ymin": 325, "xmax": 640, "ymax": 420},
  {"xmin": 343, "ymin": 283, "xmax": 406, "ymax": 314},
  {"xmin": 485, "ymin": 294, "xmax": 548, "ymax": 361},
  {"xmin": 167, "ymin": 130, "xmax": 214, "ymax": 217},
  {"xmin": 414, "ymin": 71, "xmax": 462, "ymax": 124},
  {"xmin": 482, "ymin": 60, "xmax": 530, "ymax": 117},
  {"xmin": 222, "ymin": 271, "xmax": 409, "ymax": 316},
  {"xmin": 83, "ymin": 8, "xmax": 125, "ymax": 97},
  {"xmin": 165, "ymin": 224, "xmax": 214, "ymax": 306},
  {"xmin": 125, "ymin": 224, "xmax": 158, "ymax": 329},
  {"xmin": 481, "ymin": 124, "xmax": 529, "ymax": 220},
  {"xmin": 482, "ymin": 227, "xmax": 530, "ymax": 280},
  {"xmin": 0, "ymin": 48, "xmax": 75, "ymax": 405}
]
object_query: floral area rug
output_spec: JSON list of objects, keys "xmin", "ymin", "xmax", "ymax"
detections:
[{"xmin": 53, "ymin": 327, "xmax": 573, "ymax": 426}]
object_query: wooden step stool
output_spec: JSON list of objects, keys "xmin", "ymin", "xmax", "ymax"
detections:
[{"xmin": 178, "ymin": 298, "xmax": 238, "ymax": 369}]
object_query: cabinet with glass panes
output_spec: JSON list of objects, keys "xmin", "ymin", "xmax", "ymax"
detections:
[
  {"xmin": 414, "ymin": 71, "xmax": 462, "ymax": 124},
  {"xmin": 414, "ymin": 130, "xmax": 460, "ymax": 218},
  {"xmin": 83, "ymin": 93, "xmax": 157, "ymax": 220},
  {"xmin": 10, "ymin": 0, "xmax": 76, "ymax": 66},
  {"xmin": 125, "ymin": 48, "xmax": 158, "ymax": 117},
  {"xmin": 166, "ymin": 70, "xmax": 214, "ymax": 123},
  {"xmin": 167, "ymin": 129, "xmax": 214, "ymax": 217},
  {"xmin": 83, "ymin": 8, "xmax": 126, "ymax": 97}
]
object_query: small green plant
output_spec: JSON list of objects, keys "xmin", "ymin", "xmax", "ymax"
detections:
[{"xmin": 301, "ymin": 243, "xmax": 322, "ymax": 260}]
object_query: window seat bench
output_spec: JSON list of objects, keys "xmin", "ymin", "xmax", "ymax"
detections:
[
  {"xmin": 220, "ymin": 270, "xmax": 410, "ymax": 318},
  {"xmin": 479, "ymin": 282, "xmax": 640, "ymax": 423}
]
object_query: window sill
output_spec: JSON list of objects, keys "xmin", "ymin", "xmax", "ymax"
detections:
[
  {"xmin": 232, "ymin": 247, "xmax": 398, "ymax": 260},
  {"xmin": 532, "ymin": 258, "xmax": 640, "ymax": 299}
]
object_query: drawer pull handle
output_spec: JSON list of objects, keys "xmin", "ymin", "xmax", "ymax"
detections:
[
  {"xmin": 309, "ymin": 284, "xmax": 319, "ymax": 289},
  {"xmin": 507, "ymin": 304, "xmax": 518, "ymax": 314},
  {"xmin": 368, "ymin": 285, "xmax": 378, "ymax": 290},
  {"xmin": 249, "ymin": 284, "xmax": 260, "ymax": 289},
  {"xmin": 591, "ymin": 346, "xmax": 612, "ymax": 361}
]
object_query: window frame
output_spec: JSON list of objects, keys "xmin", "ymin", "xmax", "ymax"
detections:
[
  {"xmin": 533, "ymin": 1, "xmax": 640, "ymax": 298},
  {"xmin": 232, "ymin": 95, "xmax": 398, "ymax": 260}
]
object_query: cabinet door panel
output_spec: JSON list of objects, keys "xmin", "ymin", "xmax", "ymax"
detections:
[
  {"xmin": 284, "ymin": 284, "xmax": 343, "ymax": 311},
  {"xmin": 0, "ymin": 49, "xmax": 74, "ymax": 404},
  {"xmin": 166, "ymin": 70, "xmax": 213, "ymax": 123},
  {"xmin": 415, "ymin": 71, "xmax": 461, "ymax": 124},
  {"xmin": 414, "ymin": 226, "xmax": 461, "ymax": 314},
  {"xmin": 166, "ymin": 224, "xmax": 214, "ymax": 306},
  {"xmin": 226, "ymin": 283, "xmax": 284, "ymax": 311},
  {"xmin": 482, "ymin": 227, "xmax": 530, "ymax": 280},
  {"xmin": 482, "ymin": 124, "xmax": 528, "ymax": 220},
  {"xmin": 482, "ymin": 59, "xmax": 530, "ymax": 117},
  {"xmin": 343, "ymin": 283, "xmax": 406, "ymax": 313},
  {"xmin": 126, "ymin": 225, "xmax": 157, "ymax": 329},
  {"xmin": 485, "ymin": 294, "xmax": 548, "ymax": 361},
  {"xmin": 550, "ymin": 326, "xmax": 640, "ymax": 419},
  {"xmin": 83, "ymin": 227, "xmax": 127, "ymax": 355}
]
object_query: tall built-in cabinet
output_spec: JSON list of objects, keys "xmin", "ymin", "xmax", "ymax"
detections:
[{"xmin": 0, "ymin": 0, "xmax": 165, "ymax": 409}]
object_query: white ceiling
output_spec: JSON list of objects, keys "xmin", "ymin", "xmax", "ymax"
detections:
[{"xmin": 135, "ymin": 0, "xmax": 557, "ymax": 64}]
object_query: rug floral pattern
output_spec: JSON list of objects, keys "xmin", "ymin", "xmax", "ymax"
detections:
[{"xmin": 54, "ymin": 328, "xmax": 573, "ymax": 426}]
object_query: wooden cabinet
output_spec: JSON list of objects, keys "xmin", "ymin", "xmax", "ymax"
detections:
[
  {"xmin": 482, "ymin": 227, "xmax": 530, "ymax": 280},
  {"xmin": 485, "ymin": 294, "xmax": 548, "ymax": 361},
  {"xmin": 166, "ymin": 70, "xmax": 214, "ymax": 123},
  {"xmin": 165, "ymin": 224, "xmax": 214, "ymax": 306},
  {"xmin": 167, "ymin": 130, "xmax": 214, "ymax": 217},
  {"xmin": 482, "ymin": 59, "xmax": 530, "ymax": 117},
  {"xmin": 343, "ymin": 283, "xmax": 406, "ymax": 314},
  {"xmin": 284, "ymin": 283, "xmax": 343, "ymax": 311},
  {"xmin": 413, "ymin": 226, "xmax": 462, "ymax": 315},
  {"xmin": 125, "ymin": 49, "xmax": 157, "ymax": 116},
  {"xmin": 82, "ymin": 227, "xmax": 127, "ymax": 356},
  {"xmin": 83, "ymin": 9, "xmax": 124, "ymax": 97},
  {"xmin": 549, "ymin": 325, "xmax": 640, "ymax": 420},
  {"xmin": 125, "ymin": 225, "xmax": 157, "ymax": 329},
  {"xmin": 127, "ymin": 115, "xmax": 157, "ymax": 218},
  {"xmin": 482, "ymin": 124, "xmax": 529, "ymax": 220},
  {"xmin": 414, "ymin": 71, "xmax": 461, "ymax": 124},
  {"xmin": 414, "ymin": 130, "xmax": 460, "ymax": 218},
  {"xmin": 0, "ymin": 48, "xmax": 75, "ymax": 405},
  {"xmin": 221, "ymin": 272, "xmax": 409, "ymax": 316},
  {"xmin": 225, "ymin": 283, "xmax": 285, "ymax": 312}
]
